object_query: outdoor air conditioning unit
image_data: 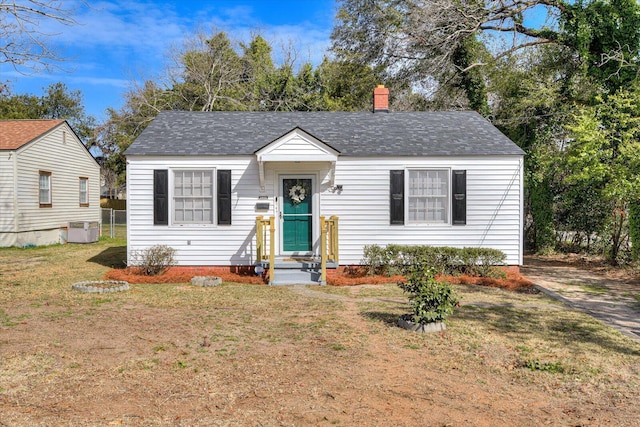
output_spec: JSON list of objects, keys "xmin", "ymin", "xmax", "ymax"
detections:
[{"xmin": 68, "ymin": 221, "xmax": 99, "ymax": 243}]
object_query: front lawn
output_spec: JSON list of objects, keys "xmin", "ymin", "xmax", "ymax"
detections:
[{"xmin": 0, "ymin": 240, "xmax": 639, "ymax": 426}]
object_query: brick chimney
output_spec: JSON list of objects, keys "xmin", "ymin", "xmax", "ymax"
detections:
[{"xmin": 373, "ymin": 84, "xmax": 389, "ymax": 113}]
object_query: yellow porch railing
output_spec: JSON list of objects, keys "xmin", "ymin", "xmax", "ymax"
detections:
[
  {"xmin": 256, "ymin": 215, "xmax": 339, "ymax": 285},
  {"xmin": 320, "ymin": 215, "xmax": 339, "ymax": 285},
  {"xmin": 255, "ymin": 216, "xmax": 275, "ymax": 283},
  {"xmin": 326, "ymin": 215, "xmax": 339, "ymax": 264}
]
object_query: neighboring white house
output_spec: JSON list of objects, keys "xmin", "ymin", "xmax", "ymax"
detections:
[
  {"xmin": 125, "ymin": 87, "xmax": 524, "ymax": 271},
  {"xmin": 0, "ymin": 120, "xmax": 101, "ymax": 247}
]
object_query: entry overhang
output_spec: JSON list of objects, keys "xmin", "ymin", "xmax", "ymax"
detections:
[{"xmin": 255, "ymin": 127, "xmax": 340, "ymax": 188}]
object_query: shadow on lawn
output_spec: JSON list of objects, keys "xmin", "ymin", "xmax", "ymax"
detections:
[
  {"xmin": 88, "ymin": 246, "xmax": 127, "ymax": 269},
  {"xmin": 361, "ymin": 310, "xmax": 404, "ymax": 327},
  {"xmin": 362, "ymin": 303, "xmax": 640, "ymax": 355},
  {"xmin": 455, "ymin": 305, "xmax": 640, "ymax": 356}
]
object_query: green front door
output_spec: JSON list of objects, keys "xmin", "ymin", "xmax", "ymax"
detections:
[{"xmin": 282, "ymin": 178, "xmax": 312, "ymax": 252}]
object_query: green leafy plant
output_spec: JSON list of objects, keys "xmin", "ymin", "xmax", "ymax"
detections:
[
  {"xmin": 361, "ymin": 244, "xmax": 399, "ymax": 275},
  {"xmin": 522, "ymin": 359, "xmax": 565, "ymax": 374},
  {"xmin": 398, "ymin": 268, "xmax": 459, "ymax": 324},
  {"xmin": 129, "ymin": 245, "xmax": 176, "ymax": 276}
]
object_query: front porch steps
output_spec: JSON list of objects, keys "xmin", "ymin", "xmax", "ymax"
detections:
[
  {"xmin": 262, "ymin": 257, "xmax": 338, "ymax": 285},
  {"xmin": 269, "ymin": 269, "xmax": 321, "ymax": 285}
]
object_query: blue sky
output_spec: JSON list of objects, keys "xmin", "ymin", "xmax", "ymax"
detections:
[{"xmin": 1, "ymin": 0, "xmax": 337, "ymax": 121}]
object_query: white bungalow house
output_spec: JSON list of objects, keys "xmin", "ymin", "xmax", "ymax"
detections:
[
  {"xmin": 125, "ymin": 87, "xmax": 524, "ymax": 283},
  {"xmin": 0, "ymin": 120, "xmax": 101, "ymax": 247}
]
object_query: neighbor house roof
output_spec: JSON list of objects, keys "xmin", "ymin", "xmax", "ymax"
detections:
[
  {"xmin": 125, "ymin": 110, "xmax": 524, "ymax": 157},
  {"xmin": 0, "ymin": 119, "xmax": 65, "ymax": 150}
]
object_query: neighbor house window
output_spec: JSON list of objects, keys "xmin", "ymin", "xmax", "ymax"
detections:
[
  {"xmin": 79, "ymin": 177, "xmax": 89, "ymax": 206},
  {"xmin": 173, "ymin": 170, "xmax": 214, "ymax": 224},
  {"xmin": 408, "ymin": 169, "xmax": 449, "ymax": 224},
  {"xmin": 39, "ymin": 171, "xmax": 52, "ymax": 207}
]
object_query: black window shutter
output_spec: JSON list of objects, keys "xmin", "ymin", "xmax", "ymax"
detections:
[
  {"xmin": 217, "ymin": 170, "xmax": 232, "ymax": 225},
  {"xmin": 153, "ymin": 170, "xmax": 168, "ymax": 225},
  {"xmin": 452, "ymin": 170, "xmax": 466, "ymax": 225},
  {"xmin": 390, "ymin": 170, "xmax": 404, "ymax": 225}
]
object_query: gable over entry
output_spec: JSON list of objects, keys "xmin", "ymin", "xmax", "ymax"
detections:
[{"xmin": 254, "ymin": 127, "xmax": 340, "ymax": 189}]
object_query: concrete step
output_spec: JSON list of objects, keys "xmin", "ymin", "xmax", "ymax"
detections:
[{"xmin": 269, "ymin": 269, "xmax": 322, "ymax": 285}]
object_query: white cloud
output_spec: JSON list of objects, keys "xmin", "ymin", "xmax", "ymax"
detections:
[
  {"xmin": 5, "ymin": 0, "xmax": 336, "ymax": 118},
  {"xmin": 47, "ymin": 0, "xmax": 333, "ymax": 71}
]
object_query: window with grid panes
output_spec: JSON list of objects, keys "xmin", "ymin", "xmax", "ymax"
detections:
[
  {"xmin": 408, "ymin": 170, "xmax": 449, "ymax": 224},
  {"xmin": 173, "ymin": 170, "xmax": 214, "ymax": 224},
  {"xmin": 79, "ymin": 177, "xmax": 89, "ymax": 206},
  {"xmin": 39, "ymin": 171, "xmax": 51, "ymax": 207}
]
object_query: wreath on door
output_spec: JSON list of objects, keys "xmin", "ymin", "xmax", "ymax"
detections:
[{"xmin": 288, "ymin": 183, "xmax": 307, "ymax": 205}]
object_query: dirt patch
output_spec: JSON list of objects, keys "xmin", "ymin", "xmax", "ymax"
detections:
[{"xmin": 525, "ymin": 253, "xmax": 640, "ymax": 281}]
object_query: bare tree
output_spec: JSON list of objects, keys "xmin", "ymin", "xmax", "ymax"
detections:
[
  {"xmin": 166, "ymin": 30, "xmax": 247, "ymax": 111},
  {"xmin": 332, "ymin": 0, "xmax": 566, "ymax": 80},
  {"xmin": 0, "ymin": 0, "xmax": 85, "ymax": 72}
]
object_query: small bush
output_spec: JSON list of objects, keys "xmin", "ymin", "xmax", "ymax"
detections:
[
  {"xmin": 129, "ymin": 245, "xmax": 176, "ymax": 276},
  {"xmin": 362, "ymin": 244, "xmax": 390, "ymax": 275},
  {"xmin": 398, "ymin": 267, "xmax": 459, "ymax": 324}
]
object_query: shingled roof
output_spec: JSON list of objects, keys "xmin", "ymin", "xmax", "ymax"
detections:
[
  {"xmin": 0, "ymin": 120, "xmax": 65, "ymax": 150},
  {"xmin": 125, "ymin": 110, "xmax": 524, "ymax": 157}
]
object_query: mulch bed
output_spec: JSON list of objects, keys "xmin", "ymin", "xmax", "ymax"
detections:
[
  {"xmin": 105, "ymin": 266, "xmax": 265, "ymax": 284},
  {"xmin": 105, "ymin": 265, "xmax": 533, "ymax": 291},
  {"xmin": 438, "ymin": 269, "xmax": 534, "ymax": 292}
]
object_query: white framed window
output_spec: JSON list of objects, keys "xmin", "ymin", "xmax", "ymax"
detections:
[
  {"xmin": 173, "ymin": 170, "xmax": 214, "ymax": 224},
  {"xmin": 79, "ymin": 177, "xmax": 89, "ymax": 206},
  {"xmin": 408, "ymin": 169, "xmax": 449, "ymax": 224},
  {"xmin": 39, "ymin": 171, "xmax": 52, "ymax": 207}
]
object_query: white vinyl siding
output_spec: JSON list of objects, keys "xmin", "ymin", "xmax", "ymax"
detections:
[
  {"xmin": 408, "ymin": 169, "xmax": 448, "ymax": 224},
  {"xmin": 0, "ymin": 154, "xmax": 16, "ymax": 243},
  {"xmin": 39, "ymin": 172, "xmax": 51, "ymax": 205},
  {"xmin": 79, "ymin": 177, "xmax": 88, "ymax": 206},
  {"xmin": 321, "ymin": 157, "xmax": 523, "ymax": 266},
  {"xmin": 128, "ymin": 154, "xmax": 523, "ymax": 266},
  {"xmin": 128, "ymin": 157, "xmax": 260, "ymax": 265},
  {"xmin": 173, "ymin": 170, "xmax": 214, "ymax": 224}
]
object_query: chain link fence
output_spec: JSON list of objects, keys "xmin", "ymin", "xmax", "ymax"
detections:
[{"xmin": 101, "ymin": 208, "xmax": 127, "ymax": 239}]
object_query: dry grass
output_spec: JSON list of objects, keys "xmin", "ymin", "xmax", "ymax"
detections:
[{"xmin": 1, "ymin": 240, "xmax": 640, "ymax": 425}]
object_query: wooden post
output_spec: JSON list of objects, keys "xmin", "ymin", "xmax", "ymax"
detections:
[
  {"xmin": 327, "ymin": 218, "xmax": 333, "ymax": 261},
  {"xmin": 256, "ymin": 216, "xmax": 263, "ymax": 264},
  {"xmin": 269, "ymin": 216, "xmax": 275, "ymax": 285},
  {"xmin": 331, "ymin": 215, "xmax": 339, "ymax": 264},
  {"xmin": 320, "ymin": 216, "xmax": 327, "ymax": 285}
]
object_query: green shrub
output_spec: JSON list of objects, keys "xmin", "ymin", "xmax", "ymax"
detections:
[
  {"xmin": 130, "ymin": 245, "xmax": 176, "ymax": 276},
  {"xmin": 362, "ymin": 244, "xmax": 403, "ymax": 276},
  {"xmin": 362, "ymin": 244, "xmax": 388, "ymax": 275},
  {"xmin": 361, "ymin": 244, "xmax": 506, "ymax": 277},
  {"xmin": 398, "ymin": 268, "xmax": 459, "ymax": 324}
]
